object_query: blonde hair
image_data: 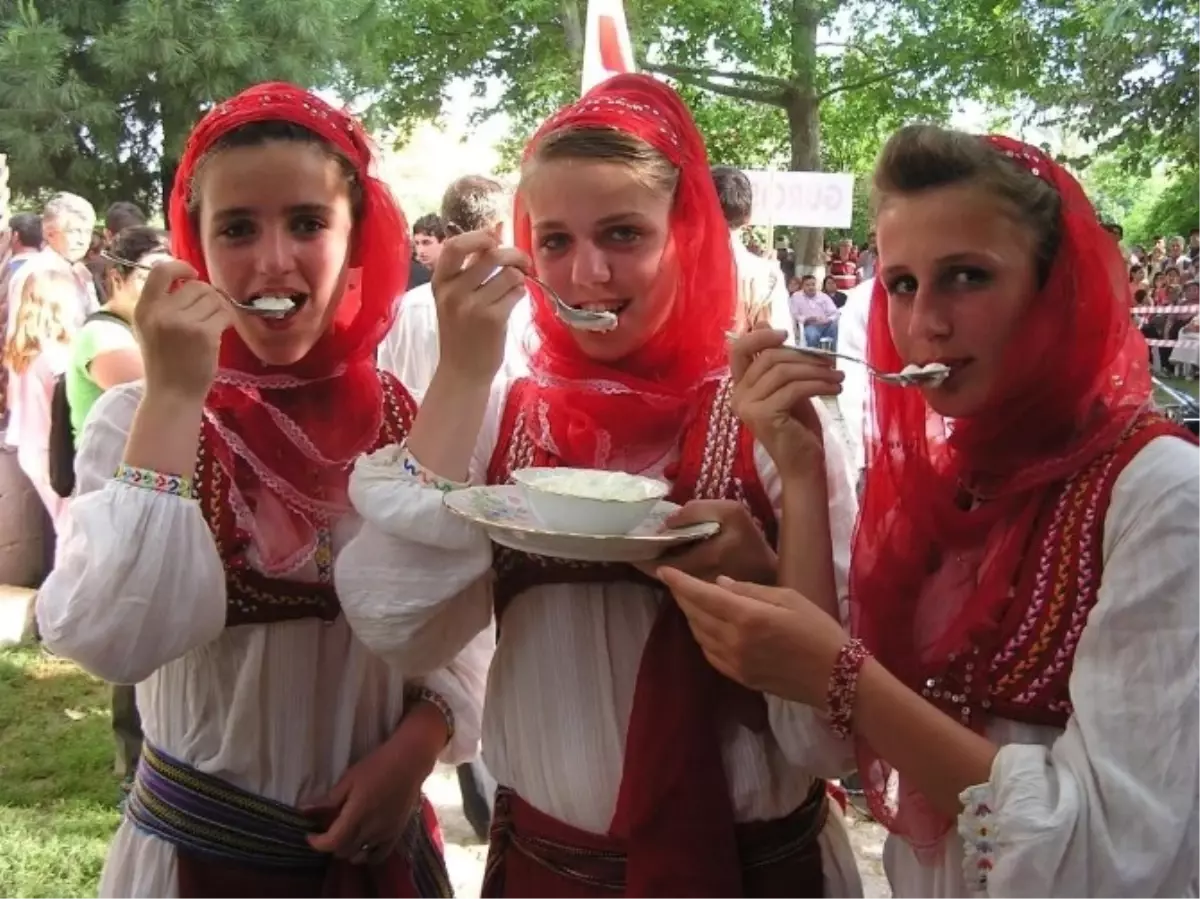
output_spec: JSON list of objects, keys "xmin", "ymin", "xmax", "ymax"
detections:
[
  {"xmin": 4, "ymin": 269, "xmax": 74, "ymax": 374},
  {"xmin": 520, "ymin": 127, "xmax": 679, "ymax": 198}
]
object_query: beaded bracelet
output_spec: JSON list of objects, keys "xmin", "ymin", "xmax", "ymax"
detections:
[
  {"xmin": 826, "ymin": 638, "xmax": 871, "ymax": 739},
  {"xmin": 397, "ymin": 443, "xmax": 468, "ymax": 494},
  {"xmin": 404, "ymin": 684, "xmax": 456, "ymax": 745},
  {"xmin": 114, "ymin": 463, "xmax": 196, "ymax": 499}
]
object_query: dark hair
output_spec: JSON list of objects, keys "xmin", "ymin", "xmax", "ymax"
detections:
[
  {"xmin": 1102, "ymin": 221, "xmax": 1124, "ymax": 240},
  {"xmin": 801, "ymin": 273, "xmax": 817, "ymax": 283},
  {"xmin": 1189, "ymin": 228, "xmax": 1199, "ymax": 238},
  {"xmin": 823, "ymin": 274, "xmax": 838, "ymax": 289},
  {"xmin": 1130, "ymin": 264, "xmax": 1144, "ymax": 276},
  {"xmin": 10, "ymin": 212, "xmax": 42, "ymax": 249},
  {"xmin": 1134, "ymin": 288, "xmax": 1148, "ymax": 303},
  {"xmin": 873, "ymin": 125, "xmax": 1062, "ymax": 284},
  {"xmin": 1165, "ymin": 266, "xmax": 1180, "ymax": 276},
  {"xmin": 187, "ymin": 120, "xmax": 364, "ymax": 220},
  {"xmin": 440, "ymin": 176, "xmax": 506, "ymax": 233},
  {"xmin": 108, "ymin": 226, "xmax": 168, "ymax": 272},
  {"xmin": 105, "ymin": 201, "xmax": 146, "ymax": 235},
  {"xmin": 710, "ymin": 166, "xmax": 753, "ymax": 229},
  {"xmin": 412, "ymin": 213, "xmax": 446, "ymax": 241}
]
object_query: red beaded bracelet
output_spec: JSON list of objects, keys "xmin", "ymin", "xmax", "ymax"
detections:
[{"xmin": 826, "ymin": 638, "xmax": 871, "ymax": 739}]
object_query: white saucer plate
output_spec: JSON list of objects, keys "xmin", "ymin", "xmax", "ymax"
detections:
[{"xmin": 443, "ymin": 485, "xmax": 719, "ymax": 563}]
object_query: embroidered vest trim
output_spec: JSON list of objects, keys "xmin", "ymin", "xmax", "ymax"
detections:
[
  {"xmin": 920, "ymin": 412, "xmax": 1195, "ymax": 728},
  {"xmin": 486, "ymin": 376, "xmax": 777, "ymax": 617},
  {"xmin": 194, "ymin": 371, "xmax": 416, "ymax": 627}
]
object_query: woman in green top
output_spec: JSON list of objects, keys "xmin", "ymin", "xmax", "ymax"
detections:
[
  {"xmin": 65, "ymin": 227, "xmax": 169, "ymax": 446},
  {"xmin": 63, "ymin": 225, "xmax": 169, "ymax": 800}
]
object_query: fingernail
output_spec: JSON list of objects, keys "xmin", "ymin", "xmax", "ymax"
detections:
[{"xmin": 716, "ymin": 575, "xmax": 735, "ymax": 587}]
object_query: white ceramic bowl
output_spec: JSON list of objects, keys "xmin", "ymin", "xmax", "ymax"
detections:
[{"xmin": 511, "ymin": 467, "xmax": 670, "ymax": 536}]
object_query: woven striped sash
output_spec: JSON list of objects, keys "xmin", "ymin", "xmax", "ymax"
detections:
[{"xmin": 128, "ymin": 743, "xmax": 454, "ymax": 896}]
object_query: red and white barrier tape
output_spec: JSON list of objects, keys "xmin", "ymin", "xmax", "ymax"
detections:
[
  {"xmin": 1146, "ymin": 338, "xmax": 1200, "ymax": 348},
  {"xmin": 1130, "ymin": 304, "xmax": 1200, "ymax": 315}
]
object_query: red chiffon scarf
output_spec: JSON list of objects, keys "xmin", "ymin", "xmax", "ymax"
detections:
[
  {"xmin": 168, "ymin": 83, "xmax": 409, "ymax": 575},
  {"xmin": 850, "ymin": 136, "xmax": 1152, "ymax": 853},
  {"xmin": 512, "ymin": 74, "xmax": 735, "ymax": 471}
]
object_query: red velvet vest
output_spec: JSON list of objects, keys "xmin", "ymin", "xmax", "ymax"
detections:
[
  {"xmin": 485, "ymin": 376, "xmax": 777, "ymax": 615},
  {"xmin": 922, "ymin": 412, "xmax": 1196, "ymax": 729},
  {"xmin": 193, "ymin": 371, "xmax": 416, "ymax": 627}
]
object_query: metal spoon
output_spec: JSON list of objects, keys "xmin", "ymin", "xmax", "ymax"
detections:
[
  {"xmin": 786, "ymin": 344, "xmax": 951, "ymax": 387},
  {"xmin": 443, "ymin": 223, "xmax": 617, "ymax": 332},
  {"xmin": 100, "ymin": 252, "xmax": 295, "ymax": 319}
]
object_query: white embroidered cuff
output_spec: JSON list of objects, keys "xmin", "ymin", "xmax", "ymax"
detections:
[{"xmin": 958, "ymin": 782, "xmax": 996, "ymax": 896}]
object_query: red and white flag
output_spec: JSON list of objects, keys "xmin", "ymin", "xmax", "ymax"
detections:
[{"xmin": 581, "ymin": 0, "xmax": 636, "ymax": 94}]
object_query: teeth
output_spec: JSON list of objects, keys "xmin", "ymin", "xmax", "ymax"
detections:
[{"xmin": 580, "ymin": 301, "xmax": 626, "ymax": 314}]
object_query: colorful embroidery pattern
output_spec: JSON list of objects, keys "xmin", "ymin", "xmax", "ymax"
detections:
[
  {"xmin": 957, "ymin": 784, "xmax": 995, "ymax": 895},
  {"xmin": 115, "ymin": 463, "xmax": 196, "ymax": 499}
]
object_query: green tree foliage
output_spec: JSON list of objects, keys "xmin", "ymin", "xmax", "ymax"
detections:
[
  {"xmin": 371, "ymin": 0, "xmax": 1051, "ymax": 263},
  {"xmin": 1120, "ymin": 168, "xmax": 1200, "ymax": 247},
  {"xmin": 0, "ymin": 0, "xmax": 384, "ymax": 213},
  {"xmin": 1031, "ymin": 0, "xmax": 1198, "ymax": 174}
]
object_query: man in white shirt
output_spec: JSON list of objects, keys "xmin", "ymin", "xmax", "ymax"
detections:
[
  {"xmin": 710, "ymin": 166, "xmax": 792, "ymax": 335},
  {"xmin": 6, "ymin": 193, "xmax": 98, "ymax": 341},
  {"xmin": 378, "ymin": 176, "xmax": 532, "ymax": 395}
]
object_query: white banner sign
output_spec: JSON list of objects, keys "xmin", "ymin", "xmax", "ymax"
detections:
[{"xmin": 742, "ymin": 169, "xmax": 854, "ymax": 229}]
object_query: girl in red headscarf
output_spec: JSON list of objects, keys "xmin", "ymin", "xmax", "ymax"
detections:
[
  {"xmin": 338, "ymin": 74, "xmax": 863, "ymax": 897},
  {"xmin": 659, "ymin": 125, "xmax": 1199, "ymax": 897},
  {"xmin": 35, "ymin": 83, "xmax": 488, "ymax": 897}
]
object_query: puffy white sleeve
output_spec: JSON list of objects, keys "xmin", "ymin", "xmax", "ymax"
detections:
[
  {"xmin": 336, "ymin": 382, "xmax": 509, "ymax": 677},
  {"xmin": 958, "ymin": 435, "xmax": 1200, "ymax": 898},
  {"xmin": 35, "ymin": 383, "xmax": 226, "ymax": 685},
  {"xmin": 410, "ymin": 621, "xmax": 496, "ymax": 766},
  {"xmin": 761, "ymin": 399, "xmax": 859, "ymax": 777}
]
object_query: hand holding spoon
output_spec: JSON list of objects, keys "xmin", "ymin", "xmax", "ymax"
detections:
[
  {"xmin": 724, "ymin": 330, "xmax": 950, "ymax": 387},
  {"xmin": 443, "ymin": 223, "xmax": 616, "ymax": 332}
]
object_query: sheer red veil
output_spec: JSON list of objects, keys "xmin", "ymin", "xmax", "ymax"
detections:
[
  {"xmin": 512, "ymin": 73, "xmax": 735, "ymax": 471},
  {"xmin": 851, "ymin": 135, "xmax": 1152, "ymax": 852},
  {"xmin": 168, "ymin": 82, "xmax": 409, "ymax": 575}
]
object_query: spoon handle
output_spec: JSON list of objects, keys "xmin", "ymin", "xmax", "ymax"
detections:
[{"xmin": 102, "ymin": 251, "xmax": 253, "ymax": 312}]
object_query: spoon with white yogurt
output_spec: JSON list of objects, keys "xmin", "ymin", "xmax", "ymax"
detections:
[
  {"xmin": 444, "ymin": 222, "xmax": 617, "ymax": 333},
  {"xmin": 101, "ymin": 252, "xmax": 298, "ymax": 319},
  {"xmin": 788, "ymin": 344, "xmax": 951, "ymax": 387}
]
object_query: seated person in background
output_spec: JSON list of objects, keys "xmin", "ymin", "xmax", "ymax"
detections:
[
  {"xmin": 789, "ymin": 273, "xmax": 840, "ymax": 347},
  {"xmin": 822, "ymin": 275, "xmax": 848, "ymax": 309}
]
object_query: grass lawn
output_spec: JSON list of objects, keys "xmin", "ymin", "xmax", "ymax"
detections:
[{"xmin": 0, "ymin": 644, "xmax": 119, "ymax": 898}]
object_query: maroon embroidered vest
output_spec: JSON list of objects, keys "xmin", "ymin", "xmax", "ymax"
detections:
[
  {"xmin": 194, "ymin": 371, "xmax": 416, "ymax": 627},
  {"xmin": 921, "ymin": 412, "xmax": 1196, "ymax": 729},
  {"xmin": 485, "ymin": 376, "xmax": 777, "ymax": 617}
]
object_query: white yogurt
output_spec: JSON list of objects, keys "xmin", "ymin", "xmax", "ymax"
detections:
[
  {"xmin": 529, "ymin": 469, "xmax": 666, "ymax": 503},
  {"xmin": 249, "ymin": 295, "xmax": 296, "ymax": 313}
]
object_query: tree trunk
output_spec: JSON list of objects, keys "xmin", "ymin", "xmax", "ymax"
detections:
[
  {"xmin": 562, "ymin": 0, "xmax": 584, "ymax": 61},
  {"xmin": 784, "ymin": 93, "xmax": 824, "ymax": 274},
  {"xmin": 785, "ymin": 0, "xmax": 824, "ymax": 274}
]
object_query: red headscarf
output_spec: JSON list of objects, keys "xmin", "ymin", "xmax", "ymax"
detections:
[
  {"xmin": 512, "ymin": 73, "xmax": 735, "ymax": 472},
  {"xmin": 851, "ymin": 136, "xmax": 1151, "ymax": 850},
  {"xmin": 168, "ymin": 82, "xmax": 409, "ymax": 575}
]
